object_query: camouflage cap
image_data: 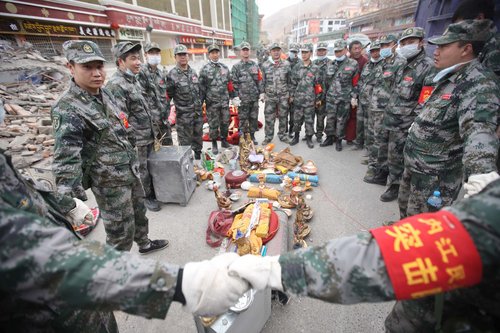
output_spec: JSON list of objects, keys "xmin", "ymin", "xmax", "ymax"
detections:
[
  {"xmin": 144, "ymin": 41, "xmax": 161, "ymax": 52},
  {"xmin": 428, "ymin": 19, "xmax": 491, "ymax": 45},
  {"xmin": 207, "ymin": 44, "xmax": 220, "ymax": 53},
  {"xmin": 174, "ymin": 44, "xmax": 189, "ymax": 55},
  {"xmin": 269, "ymin": 42, "xmax": 281, "ymax": 50},
  {"xmin": 63, "ymin": 40, "xmax": 106, "ymax": 64},
  {"xmin": 289, "ymin": 43, "xmax": 300, "ymax": 52},
  {"xmin": 369, "ymin": 39, "xmax": 381, "ymax": 51},
  {"xmin": 112, "ymin": 41, "xmax": 141, "ymax": 59},
  {"xmin": 240, "ymin": 41, "xmax": 251, "ymax": 50},
  {"xmin": 300, "ymin": 43, "xmax": 313, "ymax": 52},
  {"xmin": 333, "ymin": 39, "xmax": 347, "ymax": 51},
  {"xmin": 317, "ymin": 42, "xmax": 329, "ymax": 50},
  {"xmin": 399, "ymin": 27, "xmax": 425, "ymax": 42},
  {"xmin": 380, "ymin": 34, "xmax": 398, "ymax": 44}
]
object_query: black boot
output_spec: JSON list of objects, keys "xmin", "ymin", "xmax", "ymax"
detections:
[
  {"xmin": 306, "ymin": 135, "xmax": 314, "ymax": 149},
  {"xmin": 320, "ymin": 135, "xmax": 334, "ymax": 147},
  {"xmin": 250, "ymin": 133, "xmax": 258, "ymax": 145},
  {"xmin": 221, "ymin": 138, "xmax": 229, "ymax": 148},
  {"xmin": 316, "ymin": 136, "xmax": 323, "ymax": 143},
  {"xmin": 290, "ymin": 132, "xmax": 299, "ymax": 145},
  {"xmin": 211, "ymin": 139, "xmax": 219, "ymax": 155},
  {"xmin": 365, "ymin": 169, "xmax": 388, "ymax": 186},
  {"xmin": 335, "ymin": 140, "xmax": 342, "ymax": 151},
  {"xmin": 380, "ymin": 184, "xmax": 400, "ymax": 202}
]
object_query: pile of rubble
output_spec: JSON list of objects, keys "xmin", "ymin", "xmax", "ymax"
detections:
[{"xmin": 0, "ymin": 41, "xmax": 70, "ymax": 170}]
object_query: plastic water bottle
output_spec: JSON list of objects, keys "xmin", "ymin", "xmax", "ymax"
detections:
[{"xmin": 427, "ymin": 190, "xmax": 443, "ymax": 212}]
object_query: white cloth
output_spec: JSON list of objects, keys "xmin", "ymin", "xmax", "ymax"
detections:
[
  {"xmin": 182, "ymin": 253, "xmax": 249, "ymax": 316},
  {"xmin": 463, "ymin": 171, "xmax": 499, "ymax": 198},
  {"xmin": 231, "ymin": 97, "xmax": 241, "ymax": 107},
  {"xmin": 229, "ymin": 255, "xmax": 283, "ymax": 291},
  {"xmin": 66, "ymin": 198, "xmax": 93, "ymax": 227},
  {"xmin": 259, "ymin": 93, "xmax": 265, "ymax": 103},
  {"xmin": 350, "ymin": 97, "xmax": 358, "ymax": 108}
]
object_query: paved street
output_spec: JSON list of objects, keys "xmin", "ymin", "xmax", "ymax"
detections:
[{"xmin": 85, "ymin": 86, "xmax": 396, "ymax": 332}]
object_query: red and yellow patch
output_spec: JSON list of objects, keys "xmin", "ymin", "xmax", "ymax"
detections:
[
  {"xmin": 418, "ymin": 86, "xmax": 434, "ymax": 104},
  {"xmin": 370, "ymin": 210, "xmax": 482, "ymax": 300},
  {"xmin": 119, "ymin": 111, "xmax": 129, "ymax": 129}
]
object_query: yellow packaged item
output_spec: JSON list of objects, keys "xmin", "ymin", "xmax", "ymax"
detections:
[
  {"xmin": 255, "ymin": 205, "xmax": 271, "ymax": 238},
  {"xmin": 249, "ymin": 230, "xmax": 262, "ymax": 255}
]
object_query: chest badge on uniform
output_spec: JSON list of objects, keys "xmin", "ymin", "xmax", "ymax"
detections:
[
  {"xmin": 52, "ymin": 115, "xmax": 61, "ymax": 131},
  {"xmin": 119, "ymin": 112, "xmax": 130, "ymax": 128}
]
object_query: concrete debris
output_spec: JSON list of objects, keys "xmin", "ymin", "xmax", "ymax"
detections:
[{"xmin": 1, "ymin": 44, "xmax": 69, "ymax": 170}]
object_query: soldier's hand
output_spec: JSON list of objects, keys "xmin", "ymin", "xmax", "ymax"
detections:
[
  {"xmin": 231, "ymin": 97, "xmax": 241, "ymax": 107},
  {"xmin": 315, "ymin": 100, "xmax": 322, "ymax": 108},
  {"xmin": 464, "ymin": 171, "xmax": 499, "ymax": 198},
  {"xmin": 182, "ymin": 253, "xmax": 250, "ymax": 316},
  {"xmin": 67, "ymin": 198, "xmax": 94, "ymax": 227},
  {"xmin": 229, "ymin": 255, "xmax": 283, "ymax": 291},
  {"xmin": 289, "ymin": 97, "xmax": 294, "ymax": 105},
  {"xmin": 351, "ymin": 97, "xmax": 358, "ymax": 108}
]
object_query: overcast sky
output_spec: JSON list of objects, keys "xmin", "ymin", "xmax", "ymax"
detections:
[{"xmin": 256, "ymin": 0, "xmax": 303, "ymax": 18}]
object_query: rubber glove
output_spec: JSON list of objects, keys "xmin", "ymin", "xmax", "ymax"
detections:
[{"xmin": 66, "ymin": 198, "xmax": 94, "ymax": 227}]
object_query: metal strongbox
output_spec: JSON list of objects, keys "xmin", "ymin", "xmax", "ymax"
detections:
[{"xmin": 148, "ymin": 146, "xmax": 196, "ymax": 206}]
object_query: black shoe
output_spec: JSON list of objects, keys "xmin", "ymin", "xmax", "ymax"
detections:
[
  {"xmin": 250, "ymin": 133, "xmax": 258, "ymax": 145},
  {"xmin": 145, "ymin": 198, "xmax": 161, "ymax": 212},
  {"xmin": 335, "ymin": 140, "xmax": 342, "ymax": 151},
  {"xmin": 211, "ymin": 140, "xmax": 219, "ymax": 155},
  {"xmin": 290, "ymin": 132, "xmax": 299, "ymax": 145},
  {"xmin": 316, "ymin": 136, "xmax": 323, "ymax": 143},
  {"xmin": 363, "ymin": 169, "xmax": 376, "ymax": 183},
  {"xmin": 306, "ymin": 135, "xmax": 314, "ymax": 149},
  {"xmin": 364, "ymin": 170, "xmax": 388, "ymax": 186},
  {"xmin": 221, "ymin": 138, "xmax": 229, "ymax": 148},
  {"xmin": 139, "ymin": 239, "xmax": 169, "ymax": 254},
  {"xmin": 380, "ymin": 184, "xmax": 400, "ymax": 202},
  {"xmin": 320, "ymin": 136, "xmax": 334, "ymax": 147},
  {"xmin": 288, "ymin": 131, "xmax": 294, "ymax": 139},
  {"xmin": 279, "ymin": 136, "xmax": 290, "ymax": 144},
  {"xmin": 194, "ymin": 152, "xmax": 201, "ymax": 160}
]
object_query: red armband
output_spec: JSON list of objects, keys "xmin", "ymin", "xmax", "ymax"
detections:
[
  {"xmin": 314, "ymin": 83, "xmax": 322, "ymax": 95},
  {"xmin": 258, "ymin": 69, "xmax": 263, "ymax": 81},
  {"xmin": 418, "ymin": 86, "xmax": 434, "ymax": 104},
  {"xmin": 227, "ymin": 80, "xmax": 235, "ymax": 92},
  {"xmin": 370, "ymin": 210, "xmax": 482, "ymax": 300}
]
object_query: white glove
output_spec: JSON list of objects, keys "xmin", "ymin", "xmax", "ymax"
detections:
[
  {"xmin": 463, "ymin": 171, "xmax": 499, "ymax": 198},
  {"xmin": 351, "ymin": 97, "xmax": 358, "ymax": 108},
  {"xmin": 229, "ymin": 255, "xmax": 283, "ymax": 291},
  {"xmin": 182, "ymin": 253, "xmax": 249, "ymax": 316},
  {"xmin": 232, "ymin": 97, "xmax": 241, "ymax": 107},
  {"xmin": 66, "ymin": 198, "xmax": 94, "ymax": 227},
  {"xmin": 259, "ymin": 93, "xmax": 265, "ymax": 103}
]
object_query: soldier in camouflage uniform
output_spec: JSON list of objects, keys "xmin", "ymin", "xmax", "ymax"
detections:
[
  {"xmin": 260, "ymin": 42, "xmax": 292, "ymax": 145},
  {"xmin": 231, "ymin": 42, "xmax": 263, "ymax": 145},
  {"xmin": 231, "ymin": 176, "xmax": 500, "ymax": 332},
  {"xmin": 166, "ymin": 44, "xmax": 203, "ymax": 159},
  {"xmin": 312, "ymin": 42, "xmax": 331, "ymax": 143},
  {"xmin": 321, "ymin": 40, "xmax": 359, "ymax": 151},
  {"xmin": 286, "ymin": 43, "xmax": 300, "ymax": 137},
  {"xmin": 378, "ymin": 28, "xmax": 436, "ymax": 203},
  {"xmin": 0, "ymin": 151, "xmax": 249, "ymax": 331},
  {"xmin": 363, "ymin": 34, "xmax": 407, "ymax": 185},
  {"xmin": 199, "ymin": 44, "xmax": 233, "ymax": 154},
  {"xmin": 105, "ymin": 42, "xmax": 161, "ymax": 212},
  {"xmin": 356, "ymin": 40, "xmax": 383, "ymax": 162},
  {"xmin": 289, "ymin": 43, "xmax": 322, "ymax": 148},
  {"xmin": 399, "ymin": 20, "xmax": 499, "ymax": 218},
  {"xmin": 257, "ymin": 42, "xmax": 270, "ymax": 69},
  {"xmin": 137, "ymin": 42, "xmax": 173, "ymax": 146},
  {"xmin": 52, "ymin": 41, "xmax": 168, "ymax": 253}
]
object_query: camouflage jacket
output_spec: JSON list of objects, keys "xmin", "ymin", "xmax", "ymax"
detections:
[
  {"xmin": 290, "ymin": 60, "xmax": 322, "ymax": 107},
  {"xmin": 404, "ymin": 59, "xmax": 499, "ymax": 178},
  {"xmin": 370, "ymin": 54, "xmax": 407, "ymax": 112},
  {"xmin": 325, "ymin": 57, "xmax": 359, "ymax": 103},
  {"xmin": 479, "ymin": 21, "xmax": 500, "ymax": 76},
  {"xmin": 230, "ymin": 59, "xmax": 263, "ymax": 102},
  {"xmin": 166, "ymin": 64, "xmax": 202, "ymax": 115},
  {"xmin": 384, "ymin": 49, "xmax": 435, "ymax": 130},
  {"xmin": 106, "ymin": 70, "xmax": 154, "ymax": 146},
  {"xmin": 312, "ymin": 57, "xmax": 332, "ymax": 101},
  {"xmin": 261, "ymin": 58, "xmax": 292, "ymax": 100},
  {"xmin": 358, "ymin": 60, "xmax": 383, "ymax": 106},
  {"xmin": 137, "ymin": 63, "xmax": 169, "ymax": 123},
  {"xmin": 280, "ymin": 178, "xmax": 500, "ymax": 332},
  {"xmin": 286, "ymin": 56, "xmax": 299, "ymax": 70},
  {"xmin": 199, "ymin": 61, "xmax": 232, "ymax": 105},
  {"xmin": 0, "ymin": 153, "xmax": 180, "ymax": 332},
  {"xmin": 257, "ymin": 47, "xmax": 270, "ymax": 67},
  {"xmin": 51, "ymin": 80, "xmax": 139, "ymax": 198}
]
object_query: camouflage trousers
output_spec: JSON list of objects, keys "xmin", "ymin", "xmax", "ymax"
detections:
[
  {"xmin": 365, "ymin": 104, "xmax": 375, "ymax": 154},
  {"xmin": 206, "ymin": 101, "xmax": 230, "ymax": 140},
  {"xmin": 92, "ymin": 179, "xmax": 149, "ymax": 251},
  {"xmin": 288, "ymin": 102, "xmax": 294, "ymax": 133},
  {"xmin": 238, "ymin": 100, "xmax": 259, "ymax": 134},
  {"xmin": 264, "ymin": 97, "xmax": 289, "ymax": 141},
  {"xmin": 368, "ymin": 111, "xmax": 387, "ymax": 170},
  {"xmin": 153, "ymin": 121, "xmax": 173, "ymax": 146},
  {"xmin": 355, "ymin": 102, "xmax": 368, "ymax": 146},
  {"xmin": 292, "ymin": 104, "xmax": 315, "ymax": 136},
  {"xmin": 325, "ymin": 101, "xmax": 351, "ymax": 139},
  {"xmin": 315, "ymin": 99, "xmax": 327, "ymax": 139},
  {"xmin": 387, "ymin": 129, "xmax": 408, "ymax": 186},
  {"xmin": 176, "ymin": 108, "xmax": 203, "ymax": 154},
  {"xmin": 137, "ymin": 143, "xmax": 154, "ymax": 199},
  {"xmin": 398, "ymin": 166, "xmax": 462, "ymax": 218}
]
